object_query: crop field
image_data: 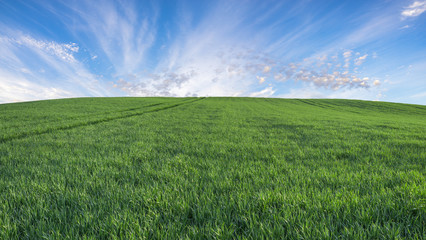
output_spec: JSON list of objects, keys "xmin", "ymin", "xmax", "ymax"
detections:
[{"xmin": 0, "ymin": 97, "xmax": 425, "ymax": 239}]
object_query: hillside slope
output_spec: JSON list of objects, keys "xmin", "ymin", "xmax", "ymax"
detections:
[{"xmin": 0, "ymin": 97, "xmax": 425, "ymax": 239}]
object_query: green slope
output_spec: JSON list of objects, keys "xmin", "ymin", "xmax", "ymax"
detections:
[{"xmin": 0, "ymin": 97, "xmax": 425, "ymax": 239}]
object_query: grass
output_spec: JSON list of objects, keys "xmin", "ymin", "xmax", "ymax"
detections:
[{"xmin": 0, "ymin": 97, "xmax": 425, "ymax": 239}]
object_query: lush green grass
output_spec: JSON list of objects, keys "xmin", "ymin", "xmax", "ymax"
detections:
[{"xmin": 0, "ymin": 97, "xmax": 425, "ymax": 239}]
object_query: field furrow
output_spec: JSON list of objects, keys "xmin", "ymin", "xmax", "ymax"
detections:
[{"xmin": 0, "ymin": 97, "xmax": 204, "ymax": 143}]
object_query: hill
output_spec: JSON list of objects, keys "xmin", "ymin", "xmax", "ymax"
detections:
[{"xmin": 0, "ymin": 97, "xmax": 425, "ymax": 239}]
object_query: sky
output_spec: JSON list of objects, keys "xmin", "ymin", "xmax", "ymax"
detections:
[{"xmin": 0, "ymin": 0, "xmax": 425, "ymax": 105}]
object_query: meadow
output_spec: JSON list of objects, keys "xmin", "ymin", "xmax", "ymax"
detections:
[{"xmin": 0, "ymin": 97, "xmax": 425, "ymax": 239}]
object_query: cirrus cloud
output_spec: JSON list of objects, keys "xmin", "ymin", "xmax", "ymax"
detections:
[{"xmin": 401, "ymin": 1, "xmax": 426, "ymax": 18}]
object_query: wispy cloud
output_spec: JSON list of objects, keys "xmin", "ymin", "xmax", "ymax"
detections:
[
  {"xmin": 250, "ymin": 86, "xmax": 276, "ymax": 98},
  {"xmin": 402, "ymin": 1, "xmax": 426, "ymax": 18},
  {"xmin": 53, "ymin": 0, "xmax": 158, "ymax": 75},
  {"xmin": 0, "ymin": 0, "xmax": 423, "ymax": 104},
  {"xmin": 17, "ymin": 35, "xmax": 79, "ymax": 63},
  {"xmin": 0, "ymin": 28, "xmax": 111, "ymax": 103},
  {"xmin": 355, "ymin": 54, "xmax": 368, "ymax": 66},
  {"xmin": 0, "ymin": 68, "xmax": 73, "ymax": 103}
]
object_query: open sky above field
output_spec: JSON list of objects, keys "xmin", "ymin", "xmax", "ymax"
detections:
[{"xmin": 0, "ymin": 0, "xmax": 425, "ymax": 104}]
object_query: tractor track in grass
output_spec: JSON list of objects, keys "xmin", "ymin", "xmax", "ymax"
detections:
[
  {"xmin": 0, "ymin": 101, "xmax": 172, "ymax": 131},
  {"xmin": 0, "ymin": 97, "xmax": 205, "ymax": 144}
]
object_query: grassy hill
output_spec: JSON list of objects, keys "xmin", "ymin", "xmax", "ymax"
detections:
[{"xmin": 0, "ymin": 97, "xmax": 425, "ymax": 239}]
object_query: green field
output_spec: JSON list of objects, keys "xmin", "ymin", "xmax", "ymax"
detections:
[{"xmin": 0, "ymin": 97, "xmax": 425, "ymax": 239}]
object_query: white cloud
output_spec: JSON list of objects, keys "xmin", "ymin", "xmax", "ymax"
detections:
[
  {"xmin": 373, "ymin": 80, "xmax": 381, "ymax": 86},
  {"xmin": 0, "ymin": 29, "xmax": 112, "ymax": 103},
  {"xmin": 355, "ymin": 54, "xmax": 368, "ymax": 66},
  {"xmin": 0, "ymin": 69, "xmax": 73, "ymax": 103},
  {"xmin": 56, "ymin": 1, "xmax": 158, "ymax": 75},
  {"xmin": 65, "ymin": 1, "xmax": 267, "ymax": 97},
  {"xmin": 17, "ymin": 35, "xmax": 79, "ymax": 63},
  {"xmin": 343, "ymin": 51, "xmax": 352, "ymax": 59},
  {"xmin": 249, "ymin": 87, "xmax": 276, "ymax": 97},
  {"xmin": 257, "ymin": 76, "xmax": 266, "ymax": 84},
  {"xmin": 263, "ymin": 66, "xmax": 271, "ymax": 73},
  {"xmin": 402, "ymin": 1, "xmax": 426, "ymax": 17},
  {"xmin": 275, "ymin": 51, "xmax": 375, "ymax": 91}
]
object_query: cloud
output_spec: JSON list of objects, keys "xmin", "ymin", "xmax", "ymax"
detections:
[
  {"xmin": 111, "ymin": 47, "xmax": 271, "ymax": 97},
  {"xmin": 273, "ymin": 50, "xmax": 375, "ymax": 91},
  {"xmin": 249, "ymin": 87, "xmax": 276, "ymax": 97},
  {"xmin": 263, "ymin": 66, "xmax": 271, "ymax": 73},
  {"xmin": 373, "ymin": 80, "xmax": 381, "ymax": 86},
  {"xmin": 355, "ymin": 54, "xmax": 368, "ymax": 66},
  {"xmin": 16, "ymin": 35, "xmax": 79, "ymax": 63},
  {"xmin": 0, "ymin": 29, "xmax": 112, "ymax": 103},
  {"xmin": 112, "ymin": 70, "xmax": 197, "ymax": 97},
  {"xmin": 54, "ymin": 0, "xmax": 158, "ymax": 75},
  {"xmin": 52, "ymin": 0, "xmax": 271, "ymax": 97},
  {"xmin": 343, "ymin": 51, "xmax": 352, "ymax": 59},
  {"xmin": 44, "ymin": 1, "xmax": 385, "ymax": 100},
  {"xmin": 0, "ymin": 69, "xmax": 73, "ymax": 103},
  {"xmin": 112, "ymin": 79, "xmax": 150, "ymax": 97},
  {"xmin": 402, "ymin": 1, "xmax": 426, "ymax": 17},
  {"xmin": 257, "ymin": 76, "xmax": 266, "ymax": 84}
]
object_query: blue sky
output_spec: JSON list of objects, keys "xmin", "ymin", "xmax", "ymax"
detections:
[{"xmin": 0, "ymin": 0, "xmax": 425, "ymax": 104}]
